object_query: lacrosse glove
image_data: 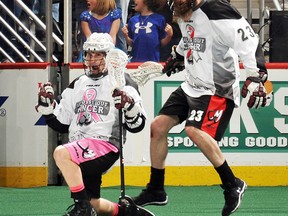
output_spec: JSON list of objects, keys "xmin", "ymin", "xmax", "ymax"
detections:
[
  {"xmin": 163, "ymin": 46, "xmax": 185, "ymax": 77},
  {"xmin": 35, "ymin": 82, "xmax": 56, "ymax": 115},
  {"xmin": 241, "ymin": 73, "xmax": 268, "ymax": 109},
  {"xmin": 112, "ymin": 89, "xmax": 141, "ymax": 117}
]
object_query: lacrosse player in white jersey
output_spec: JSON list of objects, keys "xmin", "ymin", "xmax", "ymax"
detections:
[
  {"xmin": 35, "ymin": 32, "xmax": 152, "ymax": 216},
  {"xmin": 133, "ymin": 0, "xmax": 272, "ymax": 215}
]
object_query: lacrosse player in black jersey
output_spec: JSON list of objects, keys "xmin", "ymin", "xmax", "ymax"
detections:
[{"xmin": 132, "ymin": 0, "xmax": 272, "ymax": 215}]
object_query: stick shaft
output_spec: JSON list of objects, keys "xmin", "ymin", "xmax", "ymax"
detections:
[{"xmin": 119, "ymin": 109, "xmax": 125, "ymax": 198}]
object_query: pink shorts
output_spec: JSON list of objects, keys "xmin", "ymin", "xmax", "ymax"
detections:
[{"xmin": 64, "ymin": 138, "xmax": 118, "ymax": 165}]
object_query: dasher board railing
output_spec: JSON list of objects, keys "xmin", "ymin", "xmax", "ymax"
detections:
[{"xmin": 0, "ymin": 0, "xmax": 63, "ymax": 63}]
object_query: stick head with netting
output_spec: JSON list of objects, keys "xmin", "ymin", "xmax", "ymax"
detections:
[
  {"xmin": 129, "ymin": 61, "xmax": 164, "ymax": 86},
  {"xmin": 106, "ymin": 49, "xmax": 129, "ymax": 90}
]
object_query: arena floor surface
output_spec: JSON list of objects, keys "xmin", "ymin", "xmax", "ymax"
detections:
[{"xmin": 0, "ymin": 185, "xmax": 287, "ymax": 215}]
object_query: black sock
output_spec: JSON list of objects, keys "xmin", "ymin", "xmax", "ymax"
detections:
[
  {"xmin": 148, "ymin": 167, "xmax": 165, "ymax": 190},
  {"xmin": 215, "ymin": 160, "xmax": 236, "ymax": 188},
  {"xmin": 71, "ymin": 189, "xmax": 89, "ymax": 201},
  {"xmin": 118, "ymin": 204, "xmax": 125, "ymax": 216},
  {"xmin": 74, "ymin": 199, "xmax": 91, "ymax": 208}
]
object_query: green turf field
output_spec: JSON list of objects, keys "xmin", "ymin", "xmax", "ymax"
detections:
[{"xmin": 0, "ymin": 186, "xmax": 287, "ymax": 215}]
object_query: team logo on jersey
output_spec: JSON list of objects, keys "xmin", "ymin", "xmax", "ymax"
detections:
[
  {"xmin": 184, "ymin": 24, "xmax": 205, "ymax": 63},
  {"xmin": 135, "ymin": 22, "xmax": 153, "ymax": 34},
  {"xmin": 208, "ymin": 110, "xmax": 223, "ymax": 123},
  {"xmin": 76, "ymin": 141, "xmax": 96, "ymax": 159},
  {"xmin": 75, "ymin": 88, "xmax": 110, "ymax": 126}
]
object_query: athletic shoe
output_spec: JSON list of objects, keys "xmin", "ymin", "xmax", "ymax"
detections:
[
  {"xmin": 63, "ymin": 200, "xmax": 97, "ymax": 216},
  {"xmin": 120, "ymin": 195, "xmax": 155, "ymax": 216},
  {"xmin": 132, "ymin": 186, "xmax": 168, "ymax": 206},
  {"xmin": 222, "ymin": 178, "xmax": 247, "ymax": 216}
]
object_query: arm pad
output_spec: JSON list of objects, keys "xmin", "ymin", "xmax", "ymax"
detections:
[{"xmin": 44, "ymin": 114, "xmax": 69, "ymax": 133}]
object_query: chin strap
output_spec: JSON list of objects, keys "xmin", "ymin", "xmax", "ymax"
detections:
[{"xmin": 87, "ymin": 69, "xmax": 108, "ymax": 80}]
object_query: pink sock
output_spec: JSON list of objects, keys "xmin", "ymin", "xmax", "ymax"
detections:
[
  {"xmin": 113, "ymin": 203, "xmax": 119, "ymax": 216},
  {"xmin": 70, "ymin": 184, "xmax": 85, "ymax": 193}
]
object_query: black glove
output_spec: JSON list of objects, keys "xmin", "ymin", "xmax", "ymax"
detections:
[
  {"xmin": 35, "ymin": 82, "xmax": 56, "ymax": 115},
  {"xmin": 163, "ymin": 46, "xmax": 185, "ymax": 77},
  {"xmin": 241, "ymin": 76, "xmax": 267, "ymax": 109}
]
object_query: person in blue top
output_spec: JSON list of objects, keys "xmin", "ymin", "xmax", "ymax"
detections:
[
  {"xmin": 77, "ymin": 0, "xmax": 122, "ymax": 62},
  {"xmin": 80, "ymin": 0, "xmax": 121, "ymax": 44},
  {"xmin": 122, "ymin": 0, "xmax": 173, "ymax": 62}
]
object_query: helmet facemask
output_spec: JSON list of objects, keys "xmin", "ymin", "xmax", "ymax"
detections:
[
  {"xmin": 82, "ymin": 33, "xmax": 115, "ymax": 79},
  {"xmin": 83, "ymin": 51, "xmax": 106, "ymax": 79}
]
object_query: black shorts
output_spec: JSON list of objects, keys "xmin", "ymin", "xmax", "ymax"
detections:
[
  {"xmin": 79, "ymin": 151, "xmax": 119, "ymax": 199},
  {"xmin": 159, "ymin": 87, "xmax": 235, "ymax": 141}
]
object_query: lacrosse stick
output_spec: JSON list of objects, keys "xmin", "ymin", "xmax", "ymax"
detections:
[
  {"xmin": 107, "ymin": 49, "xmax": 128, "ymax": 199},
  {"xmin": 129, "ymin": 61, "xmax": 164, "ymax": 86},
  {"xmin": 107, "ymin": 49, "xmax": 155, "ymax": 216},
  {"xmin": 106, "ymin": 49, "xmax": 128, "ymax": 90}
]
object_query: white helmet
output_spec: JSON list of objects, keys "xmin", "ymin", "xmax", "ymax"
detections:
[
  {"xmin": 83, "ymin": 33, "xmax": 115, "ymax": 79},
  {"xmin": 83, "ymin": 32, "xmax": 115, "ymax": 53}
]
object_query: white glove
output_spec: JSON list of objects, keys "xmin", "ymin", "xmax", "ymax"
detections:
[
  {"xmin": 241, "ymin": 77, "xmax": 267, "ymax": 109},
  {"xmin": 35, "ymin": 82, "xmax": 56, "ymax": 115},
  {"xmin": 125, "ymin": 103, "xmax": 141, "ymax": 119}
]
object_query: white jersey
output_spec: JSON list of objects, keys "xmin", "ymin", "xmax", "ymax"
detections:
[
  {"xmin": 176, "ymin": 0, "xmax": 264, "ymax": 107},
  {"xmin": 53, "ymin": 73, "xmax": 145, "ymax": 148}
]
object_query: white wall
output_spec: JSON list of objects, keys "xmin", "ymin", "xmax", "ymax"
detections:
[{"xmin": 70, "ymin": 67, "xmax": 288, "ymax": 167}]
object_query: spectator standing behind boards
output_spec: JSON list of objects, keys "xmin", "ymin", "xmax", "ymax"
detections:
[
  {"xmin": 80, "ymin": 0, "xmax": 121, "ymax": 45},
  {"xmin": 122, "ymin": 0, "xmax": 173, "ymax": 62},
  {"xmin": 76, "ymin": 0, "xmax": 121, "ymax": 62}
]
